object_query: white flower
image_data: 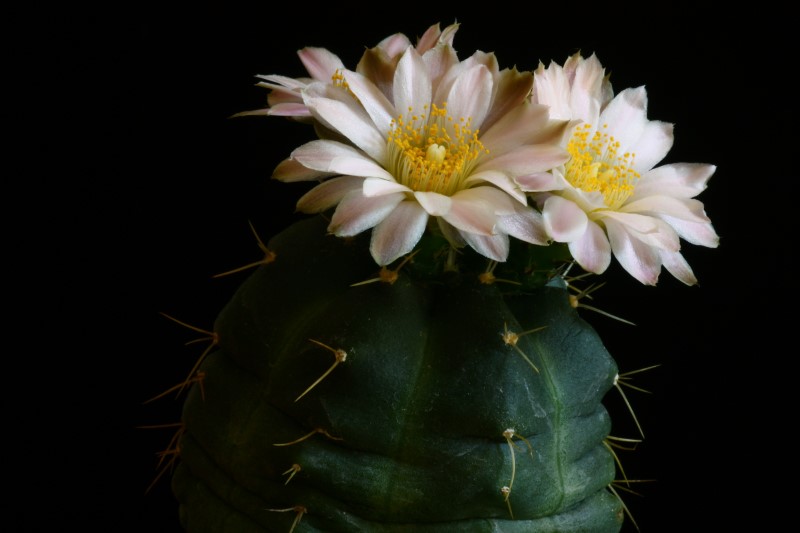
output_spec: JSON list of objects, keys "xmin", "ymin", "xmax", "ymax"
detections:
[
  {"xmin": 522, "ymin": 52, "xmax": 719, "ymax": 286},
  {"xmin": 272, "ymin": 31, "xmax": 570, "ymax": 265}
]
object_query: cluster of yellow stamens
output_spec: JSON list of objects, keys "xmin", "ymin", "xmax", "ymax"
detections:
[
  {"xmin": 387, "ymin": 103, "xmax": 488, "ymax": 196},
  {"xmin": 330, "ymin": 69, "xmax": 358, "ymax": 100},
  {"xmin": 565, "ymin": 123, "xmax": 640, "ymax": 210}
]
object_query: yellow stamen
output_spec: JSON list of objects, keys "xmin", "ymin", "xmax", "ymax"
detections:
[
  {"xmin": 387, "ymin": 103, "xmax": 488, "ymax": 196},
  {"xmin": 565, "ymin": 124, "xmax": 640, "ymax": 209}
]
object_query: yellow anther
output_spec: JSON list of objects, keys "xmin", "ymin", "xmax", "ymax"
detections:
[
  {"xmin": 386, "ymin": 104, "xmax": 485, "ymax": 196},
  {"xmin": 565, "ymin": 123, "xmax": 640, "ymax": 209}
]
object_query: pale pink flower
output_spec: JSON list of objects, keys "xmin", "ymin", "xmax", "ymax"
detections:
[
  {"xmin": 522, "ymin": 52, "xmax": 719, "ymax": 285},
  {"xmin": 270, "ymin": 30, "xmax": 570, "ymax": 265}
]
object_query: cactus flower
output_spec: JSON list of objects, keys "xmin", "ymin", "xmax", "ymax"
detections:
[
  {"xmin": 524, "ymin": 53, "xmax": 719, "ymax": 285},
  {"xmin": 268, "ymin": 37, "xmax": 571, "ymax": 265},
  {"xmin": 161, "ymin": 24, "xmax": 720, "ymax": 533}
]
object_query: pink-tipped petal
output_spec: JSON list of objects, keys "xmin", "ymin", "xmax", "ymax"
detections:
[
  {"xmin": 445, "ymin": 64, "xmax": 492, "ymax": 131},
  {"xmin": 605, "ymin": 217, "xmax": 662, "ymax": 285},
  {"xmin": 598, "ymin": 210, "xmax": 659, "ymax": 234},
  {"xmin": 599, "ymin": 87, "xmax": 649, "ymax": 151},
  {"xmin": 480, "ymin": 102, "xmax": 570, "ymax": 154},
  {"xmin": 375, "ymin": 33, "xmax": 413, "ymax": 58},
  {"xmin": 474, "ymin": 144, "xmax": 569, "ymax": 176},
  {"xmin": 292, "ymin": 140, "xmax": 393, "ymax": 179},
  {"xmin": 515, "ymin": 171, "xmax": 564, "ymax": 192},
  {"xmin": 415, "ymin": 23, "xmax": 443, "ymax": 53},
  {"xmin": 255, "ymin": 74, "xmax": 309, "ymax": 91},
  {"xmin": 363, "ymin": 178, "xmax": 411, "ymax": 197},
  {"xmin": 480, "ymin": 68, "xmax": 534, "ymax": 133},
  {"xmin": 658, "ymin": 214, "xmax": 720, "ymax": 248},
  {"xmin": 342, "ymin": 70, "xmax": 395, "ymax": 134},
  {"xmin": 628, "ymin": 121, "xmax": 674, "ymax": 173},
  {"xmin": 370, "ymin": 201, "xmax": 429, "ymax": 265},
  {"xmin": 497, "ymin": 204, "xmax": 549, "ymax": 245},
  {"xmin": 543, "ymin": 196, "xmax": 589, "ymax": 243},
  {"xmin": 298, "ymin": 47, "xmax": 345, "ymax": 81},
  {"xmin": 263, "ymin": 103, "xmax": 313, "ymax": 117},
  {"xmin": 296, "ymin": 176, "xmax": 364, "ymax": 213},
  {"xmin": 437, "ymin": 219, "xmax": 466, "ymax": 249},
  {"xmin": 441, "ymin": 188, "xmax": 501, "ymax": 235},
  {"xmin": 454, "ymin": 186, "xmax": 517, "ymax": 216},
  {"xmin": 464, "ymin": 170, "xmax": 526, "ymax": 204},
  {"xmin": 328, "ymin": 191, "xmax": 404, "ymax": 237},
  {"xmin": 569, "ymin": 220, "xmax": 612, "ymax": 274},
  {"xmin": 273, "ymin": 157, "xmax": 332, "ymax": 183},
  {"xmin": 633, "ymin": 163, "xmax": 716, "ymax": 200},
  {"xmin": 623, "ymin": 195, "xmax": 711, "ymax": 224},
  {"xmin": 393, "ymin": 48, "xmax": 432, "ymax": 119},
  {"xmin": 414, "ymin": 191, "xmax": 452, "ymax": 216},
  {"xmin": 462, "ymin": 231, "xmax": 509, "ymax": 262},
  {"xmin": 567, "ymin": 55, "xmax": 604, "ymax": 124},
  {"xmin": 660, "ymin": 250, "xmax": 698, "ymax": 286},
  {"xmin": 304, "ymin": 90, "xmax": 387, "ymax": 162}
]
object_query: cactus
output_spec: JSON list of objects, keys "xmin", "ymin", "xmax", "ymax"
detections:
[
  {"xmin": 170, "ymin": 216, "xmax": 623, "ymax": 532},
  {"xmin": 151, "ymin": 21, "xmax": 718, "ymax": 532}
]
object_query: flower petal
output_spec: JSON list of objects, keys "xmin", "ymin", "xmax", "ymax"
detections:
[
  {"xmin": 437, "ymin": 218, "xmax": 466, "ymax": 248},
  {"xmin": 623, "ymin": 195, "xmax": 711, "ymax": 224},
  {"xmin": 356, "ymin": 47, "xmax": 402, "ymax": 101},
  {"xmin": 474, "ymin": 144, "xmax": 569, "ymax": 176},
  {"xmin": 658, "ymin": 214, "xmax": 720, "ymax": 248},
  {"xmin": 464, "ymin": 170, "xmax": 526, "ymax": 204},
  {"xmin": 543, "ymin": 196, "xmax": 589, "ymax": 243},
  {"xmin": 273, "ymin": 157, "xmax": 331, "ymax": 182},
  {"xmin": 342, "ymin": 69, "xmax": 395, "ymax": 134},
  {"xmin": 604, "ymin": 217, "xmax": 662, "ymax": 285},
  {"xmin": 393, "ymin": 47, "xmax": 431, "ymax": 119},
  {"xmin": 363, "ymin": 177, "xmax": 411, "ymax": 197},
  {"xmin": 597, "ymin": 210, "xmax": 659, "ymax": 234},
  {"xmin": 292, "ymin": 140, "xmax": 394, "ymax": 179},
  {"xmin": 568, "ymin": 220, "xmax": 612, "ymax": 274},
  {"xmin": 496, "ymin": 204, "xmax": 549, "ymax": 245},
  {"xmin": 255, "ymin": 74, "xmax": 308, "ymax": 92},
  {"xmin": 516, "ymin": 171, "xmax": 565, "ymax": 192},
  {"xmin": 296, "ymin": 176, "xmax": 365, "ymax": 213},
  {"xmin": 445, "ymin": 64, "xmax": 492, "ymax": 131},
  {"xmin": 370, "ymin": 201, "xmax": 429, "ymax": 265},
  {"xmin": 422, "ymin": 42, "xmax": 459, "ymax": 94},
  {"xmin": 568, "ymin": 53, "xmax": 606, "ymax": 122},
  {"xmin": 461, "ymin": 231, "xmax": 509, "ymax": 262},
  {"xmin": 303, "ymin": 85, "xmax": 387, "ymax": 162},
  {"xmin": 628, "ymin": 120, "xmax": 673, "ymax": 173},
  {"xmin": 262, "ymin": 103, "xmax": 312, "ymax": 117},
  {"xmin": 480, "ymin": 101, "xmax": 571, "ymax": 156},
  {"xmin": 414, "ymin": 191, "xmax": 452, "ymax": 216},
  {"xmin": 298, "ymin": 47, "xmax": 345, "ymax": 81},
  {"xmin": 480, "ymin": 67, "xmax": 533, "ymax": 133},
  {"xmin": 660, "ymin": 249, "xmax": 698, "ymax": 286},
  {"xmin": 632, "ymin": 163, "xmax": 716, "ymax": 200},
  {"xmin": 415, "ymin": 22, "xmax": 446, "ymax": 53},
  {"xmin": 443, "ymin": 190, "xmax": 498, "ymax": 235},
  {"xmin": 328, "ymin": 191, "xmax": 404, "ymax": 237},
  {"xmin": 599, "ymin": 87, "xmax": 649, "ymax": 152}
]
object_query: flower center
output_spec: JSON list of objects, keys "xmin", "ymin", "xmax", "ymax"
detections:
[
  {"xmin": 564, "ymin": 123, "xmax": 640, "ymax": 210},
  {"xmin": 387, "ymin": 103, "xmax": 488, "ymax": 196}
]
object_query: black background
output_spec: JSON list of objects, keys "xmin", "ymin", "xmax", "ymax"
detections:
[{"xmin": 9, "ymin": 3, "xmax": 789, "ymax": 532}]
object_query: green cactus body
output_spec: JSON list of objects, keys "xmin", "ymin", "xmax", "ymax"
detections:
[{"xmin": 171, "ymin": 215, "xmax": 625, "ymax": 532}]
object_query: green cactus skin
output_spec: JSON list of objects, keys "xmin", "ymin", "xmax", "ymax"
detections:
[{"xmin": 171, "ymin": 215, "xmax": 625, "ymax": 532}]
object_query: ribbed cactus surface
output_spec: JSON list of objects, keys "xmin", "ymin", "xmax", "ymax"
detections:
[{"xmin": 171, "ymin": 215, "xmax": 624, "ymax": 532}]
